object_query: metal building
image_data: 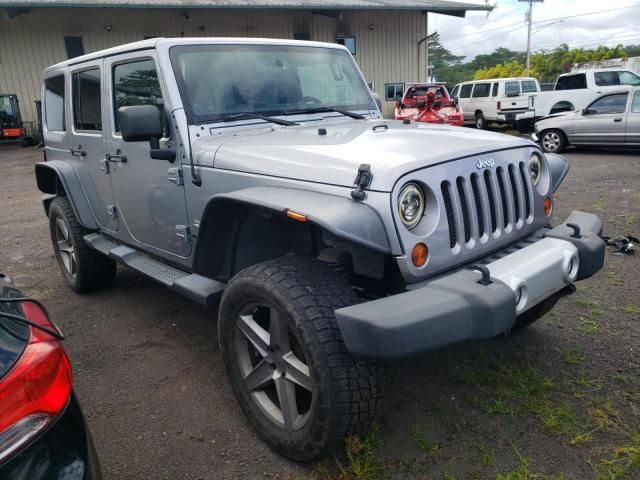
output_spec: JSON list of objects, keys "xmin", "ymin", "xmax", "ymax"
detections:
[{"xmin": 0, "ymin": 1, "xmax": 487, "ymax": 122}]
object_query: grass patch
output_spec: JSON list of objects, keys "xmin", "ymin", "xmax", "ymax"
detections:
[
  {"xmin": 411, "ymin": 427, "xmax": 441, "ymax": 455},
  {"xmin": 473, "ymin": 445, "xmax": 497, "ymax": 467},
  {"xmin": 576, "ymin": 298, "xmax": 599, "ymax": 308},
  {"xmin": 484, "ymin": 399, "xmax": 514, "ymax": 415},
  {"xmin": 623, "ymin": 304, "xmax": 640, "ymax": 316},
  {"xmin": 562, "ymin": 349, "xmax": 584, "ymax": 366},
  {"xmin": 336, "ymin": 430, "xmax": 381, "ymax": 480},
  {"xmin": 578, "ymin": 317, "xmax": 599, "ymax": 335},
  {"xmin": 526, "ymin": 397, "xmax": 576, "ymax": 435},
  {"xmin": 496, "ymin": 446, "xmax": 566, "ymax": 480},
  {"xmin": 592, "ymin": 423, "xmax": 640, "ymax": 480}
]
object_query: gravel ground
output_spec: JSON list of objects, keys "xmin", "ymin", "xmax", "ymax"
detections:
[{"xmin": 0, "ymin": 145, "xmax": 638, "ymax": 480}]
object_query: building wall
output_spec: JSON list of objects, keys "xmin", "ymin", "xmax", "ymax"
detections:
[{"xmin": 0, "ymin": 7, "xmax": 428, "ymax": 123}]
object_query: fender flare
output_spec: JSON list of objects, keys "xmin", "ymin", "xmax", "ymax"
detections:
[
  {"xmin": 193, "ymin": 186, "xmax": 392, "ymax": 279},
  {"xmin": 34, "ymin": 161, "xmax": 98, "ymax": 229}
]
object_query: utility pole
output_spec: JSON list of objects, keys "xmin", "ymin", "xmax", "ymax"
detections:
[{"xmin": 520, "ymin": 0, "xmax": 543, "ymax": 76}]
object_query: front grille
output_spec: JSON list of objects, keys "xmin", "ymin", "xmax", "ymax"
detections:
[{"xmin": 441, "ymin": 160, "xmax": 534, "ymax": 250}]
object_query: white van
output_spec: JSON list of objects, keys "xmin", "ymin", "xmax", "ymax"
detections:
[{"xmin": 450, "ymin": 77, "xmax": 540, "ymax": 129}]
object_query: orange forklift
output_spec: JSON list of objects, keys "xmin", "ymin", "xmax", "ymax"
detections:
[{"xmin": 0, "ymin": 94, "xmax": 34, "ymax": 146}]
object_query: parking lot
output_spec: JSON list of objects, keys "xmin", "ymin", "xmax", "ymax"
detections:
[{"xmin": 0, "ymin": 145, "xmax": 638, "ymax": 480}]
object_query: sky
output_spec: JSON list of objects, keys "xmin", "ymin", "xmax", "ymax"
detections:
[{"xmin": 432, "ymin": 0, "xmax": 640, "ymax": 61}]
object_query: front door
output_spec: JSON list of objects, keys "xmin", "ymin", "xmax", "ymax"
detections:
[
  {"xmin": 569, "ymin": 92, "xmax": 628, "ymax": 145},
  {"xmin": 104, "ymin": 52, "xmax": 191, "ymax": 257},
  {"xmin": 626, "ymin": 90, "xmax": 640, "ymax": 145},
  {"xmin": 68, "ymin": 61, "xmax": 118, "ymax": 231}
]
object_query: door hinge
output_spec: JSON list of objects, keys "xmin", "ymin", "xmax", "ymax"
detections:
[
  {"xmin": 175, "ymin": 225, "xmax": 192, "ymax": 243},
  {"xmin": 100, "ymin": 159, "xmax": 110, "ymax": 174},
  {"xmin": 168, "ymin": 167, "xmax": 183, "ymax": 186},
  {"xmin": 106, "ymin": 205, "xmax": 117, "ymax": 218}
]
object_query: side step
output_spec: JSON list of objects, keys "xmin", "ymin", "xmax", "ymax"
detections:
[{"xmin": 84, "ymin": 233, "xmax": 224, "ymax": 306}]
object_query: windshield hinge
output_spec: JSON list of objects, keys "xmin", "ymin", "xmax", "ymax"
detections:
[
  {"xmin": 106, "ymin": 205, "xmax": 117, "ymax": 219},
  {"xmin": 168, "ymin": 167, "xmax": 183, "ymax": 186},
  {"xmin": 351, "ymin": 164, "xmax": 373, "ymax": 201}
]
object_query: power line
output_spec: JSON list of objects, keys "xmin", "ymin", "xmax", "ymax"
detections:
[
  {"xmin": 531, "ymin": 3, "xmax": 640, "ymax": 25},
  {"xmin": 444, "ymin": 24, "xmax": 528, "ymax": 50}
]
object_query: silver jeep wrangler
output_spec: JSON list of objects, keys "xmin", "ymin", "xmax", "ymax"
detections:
[{"xmin": 36, "ymin": 38, "xmax": 605, "ymax": 461}]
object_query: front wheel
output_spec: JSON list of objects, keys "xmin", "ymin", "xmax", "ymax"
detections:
[
  {"xmin": 218, "ymin": 255, "xmax": 385, "ymax": 461},
  {"xmin": 540, "ymin": 129, "xmax": 567, "ymax": 153}
]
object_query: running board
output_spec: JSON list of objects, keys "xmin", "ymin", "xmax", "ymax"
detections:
[{"xmin": 83, "ymin": 233, "xmax": 224, "ymax": 306}]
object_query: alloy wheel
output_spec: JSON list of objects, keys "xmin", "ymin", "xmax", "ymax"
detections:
[
  {"xmin": 55, "ymin": 217, "xmax": 77, "ymax": 277},
  {"xmin": 542, "ymin": 131, "xmax": 560, "ymax": 152},
  {"xmin": 234, "ymin": 303, "xmax": 313, "ymax": 431}
]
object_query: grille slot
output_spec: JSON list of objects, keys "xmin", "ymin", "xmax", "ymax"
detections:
[{"xmin": 441, "ymin": 159, "xmax": 532, "ymax": 251}]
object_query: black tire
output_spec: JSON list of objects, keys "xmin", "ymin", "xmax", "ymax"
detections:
[
  {"xmin": 48, "ymin": 196, "xmax": 116, "ymax": 293},
  {"xmin": 539, "ymin": 129, "xmax": 567, "ymax": 153},
  {"xmin": 474, "ymin": 112, "xmax": 487, "ymax": 129},
  {"xmin": 218, "ymin": 255, "xmax": 385, "ymax": 461}
]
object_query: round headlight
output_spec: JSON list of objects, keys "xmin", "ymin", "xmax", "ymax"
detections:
[
  {"xmin": 398, "ymin": 183, "xmax": 425, "ymax": 229},
  {"xmin": 529, "ymin": 153, "xmax": 542, "ymax": 185}
]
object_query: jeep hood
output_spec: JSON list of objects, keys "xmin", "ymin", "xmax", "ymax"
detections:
[{"xmin": 192, "ymin": 119, "xmax": 531, "ymax": 192}]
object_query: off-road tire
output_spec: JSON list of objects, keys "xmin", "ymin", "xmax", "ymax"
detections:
[
  {"xmin": 48, "ymin": 196, "xmax": 116, "ymax": 293},
  {"xmin": 475, "ymin": 112, "xmax": 487, "ymax": 129},
  {"xmin": 218, "ymin": 254, "xmax": 385, "ymax": 461}
]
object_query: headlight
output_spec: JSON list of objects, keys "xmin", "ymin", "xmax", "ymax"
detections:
[
  {"xmin": 529, "ymin": 153, "xmax": 542, "ymax": 185},
  {"xmin": 398, "ymin": 183, "xmax": 425, "ymax": 229}
]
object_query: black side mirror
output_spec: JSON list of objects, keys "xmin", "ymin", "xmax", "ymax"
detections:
[
  {"xmin": 118, "ymin": 105, "xmax": 175, "ymax": 162},
  {"xmin": 119, "ymin": 105, "xmax": 163, "ymax": 142},
  {"xmin": 582, "ymin": 108, "xmax": 593, "ymax": 115}
]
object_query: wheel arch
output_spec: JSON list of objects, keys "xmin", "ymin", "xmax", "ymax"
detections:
[
  {"xmin": 192, "ymin": 187, "xmax": 392, "ymax": 282},
  {"xmin": 549, "ymin": 101, "xmax": 575, "ymax": 114},
  {"xmin": 35, "ymin": 161, "xmax": 98, "ymax": 229}
]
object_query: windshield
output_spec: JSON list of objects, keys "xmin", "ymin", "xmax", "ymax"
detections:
[
  {"xmin": 0, "ymin": 96, "xmax": 20, "ymax": 128},
  {"xmin": 170, "ymin": 44, "xmax": 376, "ymax": 123}
]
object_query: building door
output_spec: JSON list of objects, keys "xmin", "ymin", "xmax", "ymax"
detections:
[
  {"xmin": 105, "ymin": 52, "xmax": 191, "ymax": 258},
  {"xmin": 68, "ymin": 61, "xmax": 118, "ymax": 231}
]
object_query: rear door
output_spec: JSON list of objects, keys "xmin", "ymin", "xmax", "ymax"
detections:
[
  {"xmin": 471, "ymin": 82, "xmax": 492, "ymax": 119},
  {"xmin": 625, "ymin": 89, "xmax": 640, "ymax": 145},
  {"xmin": 104, "ymin": 51, "xmax": 191, "ymax": 258},
  {"xmin": 569, "ymin": 92, "xmax": 628, "ymax": 145},
  {"xmin": 68, "ymin": 62, "xmax": 118, "ymax": 231}
]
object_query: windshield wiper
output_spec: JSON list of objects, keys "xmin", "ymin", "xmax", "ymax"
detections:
[
  {"xmin": 219, "ymin": 113, "xmax": 298, "ymax": 126},
  {"xmin": 283, "ymin": 107, "xmax": 366, "ymax": 120}
]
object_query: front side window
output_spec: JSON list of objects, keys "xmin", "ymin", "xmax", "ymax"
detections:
[
  {"xmin": 593, "ymin": 71, "xmax": 640, "ymax": 87},
  {"xmin": 385, "ymin": 83, "xmax": 404, "ymax": 101},
  {"xmin": 44, "ymin": 75, "xmax": 65, "ymax": 131},
  {"xmin": 450, "ymin": 85, "xmax": 459, "ymax": 97},
  {"xmin": 459, "ymin": 84, "xmax": 472, "ymax": 98},
  {"xmin": 619, "ymin": 71, "xmax": 640, "ymax": 86},
  {"xmin": 505, "ymin": 81, "xmax": 520, "ymax": 96},
  {"xmin": 113, "ymin": 59, "xmax": 164, "ymax": 132},
  {"xmin": 521, "ymin": 80, "xmax": 538, "ymax": 93},
  {"xmin": 72, "ymin": 68, "xmax": 102, "ymax": 131},
  {"xmin": 169, "ymin": 44, "xmax": 376, "ymax": 123},
  {"xmin": 472, "ymin": 83, "xmax": 490, "ymax": 98},
  {"xmin": 555, "ymin": 74, "xmax": 587, "ymax": 90},
  {"xmin": 587, "ymin": 93, "xmax": 628, "ymax": 114},
  {"xmin": 632, "ymin": 90, "xmax": 640, "ymax": 113}
]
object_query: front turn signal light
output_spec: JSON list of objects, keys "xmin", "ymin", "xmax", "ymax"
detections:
[
  {"xmin": 544, "ymin": 197, "xmax": 553, "ymax": 216},
  {"xmin": 411, "ymin": 243, "xmax": 428, "ymax": 268}
]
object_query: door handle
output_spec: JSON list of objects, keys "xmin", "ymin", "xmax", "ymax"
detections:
[
  {"xmin": 613, "ymin": 118, "xmax": 623, "ymax": 122},
  {"xmin": 70, "ymin": 148, "xmax": 86, "ymax": 157},
  {"xmin": 106, "ymin": 150, "xmax": 127, "ymax": 162}
]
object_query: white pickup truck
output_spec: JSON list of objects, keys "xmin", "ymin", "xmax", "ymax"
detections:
[{"xmin": 532, "ymin": 68, "xmax": 640, "ymax": 117}]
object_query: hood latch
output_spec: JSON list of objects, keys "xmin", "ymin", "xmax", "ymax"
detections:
[{"xmin": 351, "ymin": 164, "xmax": 372, "ymax": 201}]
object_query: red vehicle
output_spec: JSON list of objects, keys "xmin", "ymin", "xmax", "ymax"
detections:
[{"xmin": 394, "ymin": 83, "xmax": 464, "ymax": 126}]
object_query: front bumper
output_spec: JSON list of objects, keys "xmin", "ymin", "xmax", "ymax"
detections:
[{"xmin": 335, "ymin": 211, "xmax": 604, "ymax": 359}]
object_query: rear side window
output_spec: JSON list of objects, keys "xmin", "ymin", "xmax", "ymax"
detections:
[
  {"xmin": 505, "ymin": 81, "xmax": 520, "ymax": 96},
  {"xmin": 72, "ymin": 68, "xmax": 102, "ymax": 131},
  {"xmin": 595, "ymin": 70, "xmax": 640, "ymax": 87},
  {"xmin": 113, "ymin": 59, "xmax": 164, "ymax": 132},
  {"xmin": 632, "ymin": 91, "xmax": 640, "ymax": 113},
  {"xmin": 491, "ymin": 83, "xmax": 498, "ymax": 96},
  {"xmin": 44, "ymin": 75, "xmax": 65, "ymax": 131},
  {"xmin": 459, "ymin": 84, "xmax": 472, "ymax": 98},
  {"xmin": 555, "ymin": 74, "xmax": 586, "ymax": 90},
  {"xmin": 472, "ymin": 83, "xmax": 490, "ymax": 98},
  {"xmin": 587, "ymin": 93, "xmax": 628, "ymax": 114},
  {"xmin": 521, "ymin": 80, "xmax": 537, "ymax": 93}
]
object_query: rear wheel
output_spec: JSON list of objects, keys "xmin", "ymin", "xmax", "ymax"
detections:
[
  {"xmin": 540, "ymin": 129, "xmax": 567, "ymax": 153},
  {"xmin": 48, "ymin": 197, "xmax": 116, "ymax": 293},
  {"xmin": 218, "ymin": 255, "xmax": 385, "ymax": 461},
  {"xmin": 475, "ymin": 112, "xmax": 487, "ymax": 129}
]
